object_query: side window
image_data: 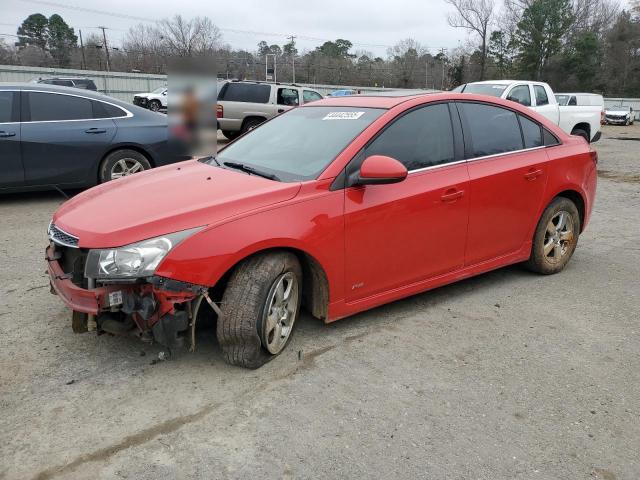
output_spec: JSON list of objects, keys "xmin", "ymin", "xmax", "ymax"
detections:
[
  {"xmin": 365, "ymin": 103, "xmax": 455, "ymax": 171},
  {"xmin": 568, "ymin": 96, "xmax": 577, "ymax": 106},
  {"xmin": 519, "ymin": 114, "xmax": 543, "ymax": 148},
  {"xmin": 91, "ymin": 100, "xmax": 127, "ymax": 118},
  {"xmin": 218, "ymin": 83, "xmax": 271, "ymax": 103},
  {"xmin": 303, "ymin": 90, "xmax": 322, "ymax": 103},
  {"xmin": 52, "ymin": 80, "xmax": 74, "ymax": 87},
  {"xmin": 506, "ymin": 85, "xmax": 531, "ymax": 107},
  {"xmin": 534, "ymin": 85, "xmax": 549, "ymax": 106},
  {"xmin": 0, "ymin": 91, "xmax": 15, "ymax": 123},
  {"xmin": 28, "ymin": 92, "xmax": 93, "ymax": 121},
  {"xmin": 543, "ymin": 128, "xmax": 560, "ymax": 146},
  {"xmin": 277, "ymin": 88, "xmax": 299, "ymax": 106},
  {"xmin": 459, "ymin": 103, "xmax": 524, "ymax": 157}
]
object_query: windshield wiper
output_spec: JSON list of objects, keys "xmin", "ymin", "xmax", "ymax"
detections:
[
  {"xmin": 200, "ymin": 155, "xmax": 221, "ymax": 166},
  {"xmin": 223, "ymin": 161, "xmax": 280, "ymax": 181}
]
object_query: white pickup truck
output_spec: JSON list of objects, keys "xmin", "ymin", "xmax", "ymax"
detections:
[{"xmin": 453, "ymin": 80, "xmax": 601, "ymax": 143}]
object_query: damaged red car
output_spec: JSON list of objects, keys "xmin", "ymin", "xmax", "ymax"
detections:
[{"xmin": 46, "ymin": 93, "xmax": 597, "ymax": 368}]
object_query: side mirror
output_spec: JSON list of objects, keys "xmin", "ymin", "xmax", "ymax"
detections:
[{"xmin": 354, "ymin": 155, "xmax": 407, "ymax": 186}]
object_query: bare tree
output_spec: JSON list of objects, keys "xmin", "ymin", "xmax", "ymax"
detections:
[
  {"xmin": 157, "ymin": 15, "xmax": 221, "ymax": 57},
  {"xmin": 445, "ymin": 0, "xmax": 495, "ymax": 80}
]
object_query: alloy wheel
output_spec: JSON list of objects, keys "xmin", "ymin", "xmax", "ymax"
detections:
[
  {"xmin": 111, "ymin": 158, "xmax": 145, "ymax": 179},
  {"xmin": 261, "ymin": 272, "xmax": 299, "ymax": 354},
  {"xmin": 543, "ymin": 210, "xmax": 574, "ymax": 264}
]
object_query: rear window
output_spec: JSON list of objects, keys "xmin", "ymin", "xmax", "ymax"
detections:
[
  {"xmin": 73, "ymin": 79, "xmax": 97, "ymax": 90},
  {"xmin": 461, "ymin": 84, "xmax": 508, "ymax": 97},
  {"xmin": 218, "ymin": 83, "xmax": 271, "ymax": 103},
  {"xmin": 459, "ymin": 102, "xmax": 524, "ymax": 157},
  {"xmin": 28, "ymin": 92, "xmax": 93, "ymax": 121},
  {"xmin": 0, "ymin": 91, "xmax": 15, "ymax": 123}
]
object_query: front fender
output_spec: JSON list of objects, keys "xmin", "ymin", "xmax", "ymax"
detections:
[{"xmin": 155, "ymin": 185, "xmax": 345, "ymax": 303}]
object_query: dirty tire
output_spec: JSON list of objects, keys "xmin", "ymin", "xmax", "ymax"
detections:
[
  {"xmin": 221, "ymin": 130, "xmax": 240, "ymax": 140},
  {"xmin": 99, "ymin": 149, "xmax": 151, "ymax": 183},
  {"xmin": 217, "ymin": 251, "xmax": 302, "ymax": 369},
  {"xmin": 571, "ymin": 128, "xmax": 589, "ymax": 143},
  {"xmin": 148, "ymin": 100, "xmax": 161, "ymax": 112},
  {"xmin": 241, "ymin": 117, "xmax": 263, "ymax": 134},
  {"xmin": 525, "ymin": 197, "xmax": 581, "ymax": 275}
]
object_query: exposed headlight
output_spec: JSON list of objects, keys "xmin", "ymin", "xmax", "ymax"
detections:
[{"xmin": 84, "ymin": 228, "xmax": 201, "ymax": 279}]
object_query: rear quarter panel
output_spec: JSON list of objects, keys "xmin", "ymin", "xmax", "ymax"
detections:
[{"xmin": 541, "ymin": 139, "xmax": 597, "ymax": 231}]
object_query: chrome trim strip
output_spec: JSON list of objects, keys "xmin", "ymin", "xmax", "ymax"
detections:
[
  {"xmin": 407, "ymin": 145, "xmax": 548, "ymax": 175},
  {"xmin": 0, "ymin": 88, "xmax": 133, "ymax": 123}
]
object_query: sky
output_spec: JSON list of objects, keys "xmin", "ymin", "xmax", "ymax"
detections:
[{"xmin": 1, "ymin": 0, "xmax": 470, "ymax": 57}]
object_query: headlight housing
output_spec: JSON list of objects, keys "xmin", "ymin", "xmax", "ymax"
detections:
[{"xmin": 84, "ymin": 228, "xmax": 201, "ymax": 280}]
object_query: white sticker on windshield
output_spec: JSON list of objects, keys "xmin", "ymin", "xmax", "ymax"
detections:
[{"xmin": 322, "ymin": 111, "xmax": 365, "ymax": 120}]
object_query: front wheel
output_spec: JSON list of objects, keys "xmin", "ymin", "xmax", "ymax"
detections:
[
  {"xmin": 217, "ymin": 252, "xmax": 302, "ymax": 368},
  {"xmin": 148, "ymin": 100, "xmax": 162, "ymax": 112},
  {"xmin": 525, "ymin": 197, "xmax": 581, "ymax": 275}
]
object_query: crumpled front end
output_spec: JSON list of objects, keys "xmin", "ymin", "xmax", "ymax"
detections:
[{"xmin": 46, "ymin": 238, "xmax": 205, "ymax": 353}]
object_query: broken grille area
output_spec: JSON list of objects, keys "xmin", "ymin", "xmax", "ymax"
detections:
[{"xmin": 49, "ymin": 224, "xmax": 79, "ymax": 248}]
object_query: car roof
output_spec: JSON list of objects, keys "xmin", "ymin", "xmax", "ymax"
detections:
[
  {"xmin": 304, "ymin": 93, "xmax": 434, "ymax": 109},
  {"xmin": 1, "ymin": 82, "xmax": 108, "ymax": 99}
]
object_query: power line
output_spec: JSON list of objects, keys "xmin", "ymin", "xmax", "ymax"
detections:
[{"xmin": 18, "ymin": 0, "xmax": 454, "ymax": 52}]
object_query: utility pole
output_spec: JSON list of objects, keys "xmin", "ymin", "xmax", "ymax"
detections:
[
  {"xmin": 98, "ymin": 26, "xmax": 110, "ymax": 72},
  {"xmin": 287, "ymin": 35, "xmax": 296, "ymax": 83},
  {"xmin": 425, "ymin": 58, "xmax": 428, "ymax": 89},
  {"xmin": 78, "ymin": 29, "xmax": 86, "ymax": 70},
  {"xmin": 439, "ymin": 48, "xmax": 448, "ymax": 90}
]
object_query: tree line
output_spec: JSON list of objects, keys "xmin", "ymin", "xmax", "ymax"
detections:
[{"xmin": 1, "ymin": 1, "xmax": 638, "ymax": 96}]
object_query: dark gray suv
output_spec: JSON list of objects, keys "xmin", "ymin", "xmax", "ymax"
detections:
[{"xmin": 0, "ymin": 83, "xmax": 187, "ymax": 193}]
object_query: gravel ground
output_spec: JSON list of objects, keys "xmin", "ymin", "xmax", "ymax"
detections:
[{"xmin": 0, "ymin": 125, "xmax": 639, "ymax": 480}]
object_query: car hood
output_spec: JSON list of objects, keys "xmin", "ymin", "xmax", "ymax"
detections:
[
  {"xmin": 53, "ymin": 160, "xmax": 301, "ymax": 248},
  {"xmin": 605, "ymin": 110, "xmax": 630, "ymax": 115}
]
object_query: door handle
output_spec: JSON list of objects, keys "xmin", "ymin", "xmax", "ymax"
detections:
[
  {"xmin": 524, "ymin": 168, "xmax": 543, "ymax": 180},
  {"xmin": 441, "ymin": 189, "xmax": 464, "ymax": 202},
  {"xmin": 277, "ymin": 108, "xmax": 285, "ymax": 113},
  {"xmin": 0, "ymin": 131, "xmax": 16, "ymax": 138},
  {"xmin": 85, "ymin": 128, "xmax": 107, "ymax": 134}
]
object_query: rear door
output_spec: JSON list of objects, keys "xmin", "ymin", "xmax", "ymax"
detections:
[
  {"xmin": 458, "ymin": 102, "xmax": 548, "ymax": 265},
  {"xmin": 344, "ymin": 102, "xmax": 469, "ymax": 301},
  {"xmin": 0, "ymin": 90, "xmax": 23, "ymax": 188},
  {"xmin": 20, "ymin": 91, "xmax": 116, "ymax": 186}
]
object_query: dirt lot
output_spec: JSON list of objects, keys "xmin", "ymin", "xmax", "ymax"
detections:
[{"xmin": 1, "ymin": 125, "xmax": 639, "ymax": 480}]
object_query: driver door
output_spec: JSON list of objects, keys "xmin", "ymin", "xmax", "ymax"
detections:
[{"xmin": 344, "ymin": 103, "xmax": 469, "ymax": 302}]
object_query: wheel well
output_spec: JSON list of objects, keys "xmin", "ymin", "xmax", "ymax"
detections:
[
  {"xmin": 241, "ymin": 116, "xmax": 266, "ymax": 130},
  {"xmin": 571, "ymin": 122, "xmax": 591, "ymax": 138},
  {"xmin": 213, "ymin": 247, "xmax": 330, "ymax": 321},
  {"xmin": 97, "ymin": 146, "xmax": 155, "ymax": 183},
  {"xmin": 556, "ymin": 190, "xmax": 585, "ymax": 231}
]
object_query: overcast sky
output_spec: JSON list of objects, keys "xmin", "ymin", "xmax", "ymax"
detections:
[
  {"xmin": 2, "ymin": 0, "xmax": 633, "ymax": 58},
  {"xmin": 2, "ymin": 0, "xmax": 471, "ymax": 57}
]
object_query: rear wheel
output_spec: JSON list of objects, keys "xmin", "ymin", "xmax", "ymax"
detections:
[
  {"xmin": 217, "ymin": 252, "xmax": 302, "ymax": 368},
  {"xmin": 525, "ymin": 197, "xmax": 581, "ymax": 275},
  {"xmin": 571, "ymin": 128, "xmax": 589, "ymax": 143},
  {"xmin": 241, "ymin": 117, "xmax": 264, "ymax": 134},
  {"xmin": 99, "ymin": 149, "xmax": 151, "ymax": 183},
  {"xmin": 221, "ymin": 130, "xmax": 240, "ymax": 140}
]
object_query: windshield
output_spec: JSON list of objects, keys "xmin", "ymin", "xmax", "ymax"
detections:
[
  {"xmin": 152, "ymin": 87, "xmax": 166, "ymax": 94},
  {"xmin": 462, "ymin": 84, "xmax": 508, "ymax": 97},
  {"xmin": 211, "ymin": 106, "xmax": 385, "ymax": 182}
]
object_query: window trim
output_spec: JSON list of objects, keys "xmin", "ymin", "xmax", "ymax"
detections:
[
  {"xmin": 455, "ymin": 100, "xmax": 562, "ymax": 161},
  {"xmin": 20, "ymin": 89, "xmax": 132, "ymax": 123}
]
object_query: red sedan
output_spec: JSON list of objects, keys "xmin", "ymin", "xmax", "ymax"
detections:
[{"xmin": 46, "ymin": 93, "xmax": 597, "ymax": 368}]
